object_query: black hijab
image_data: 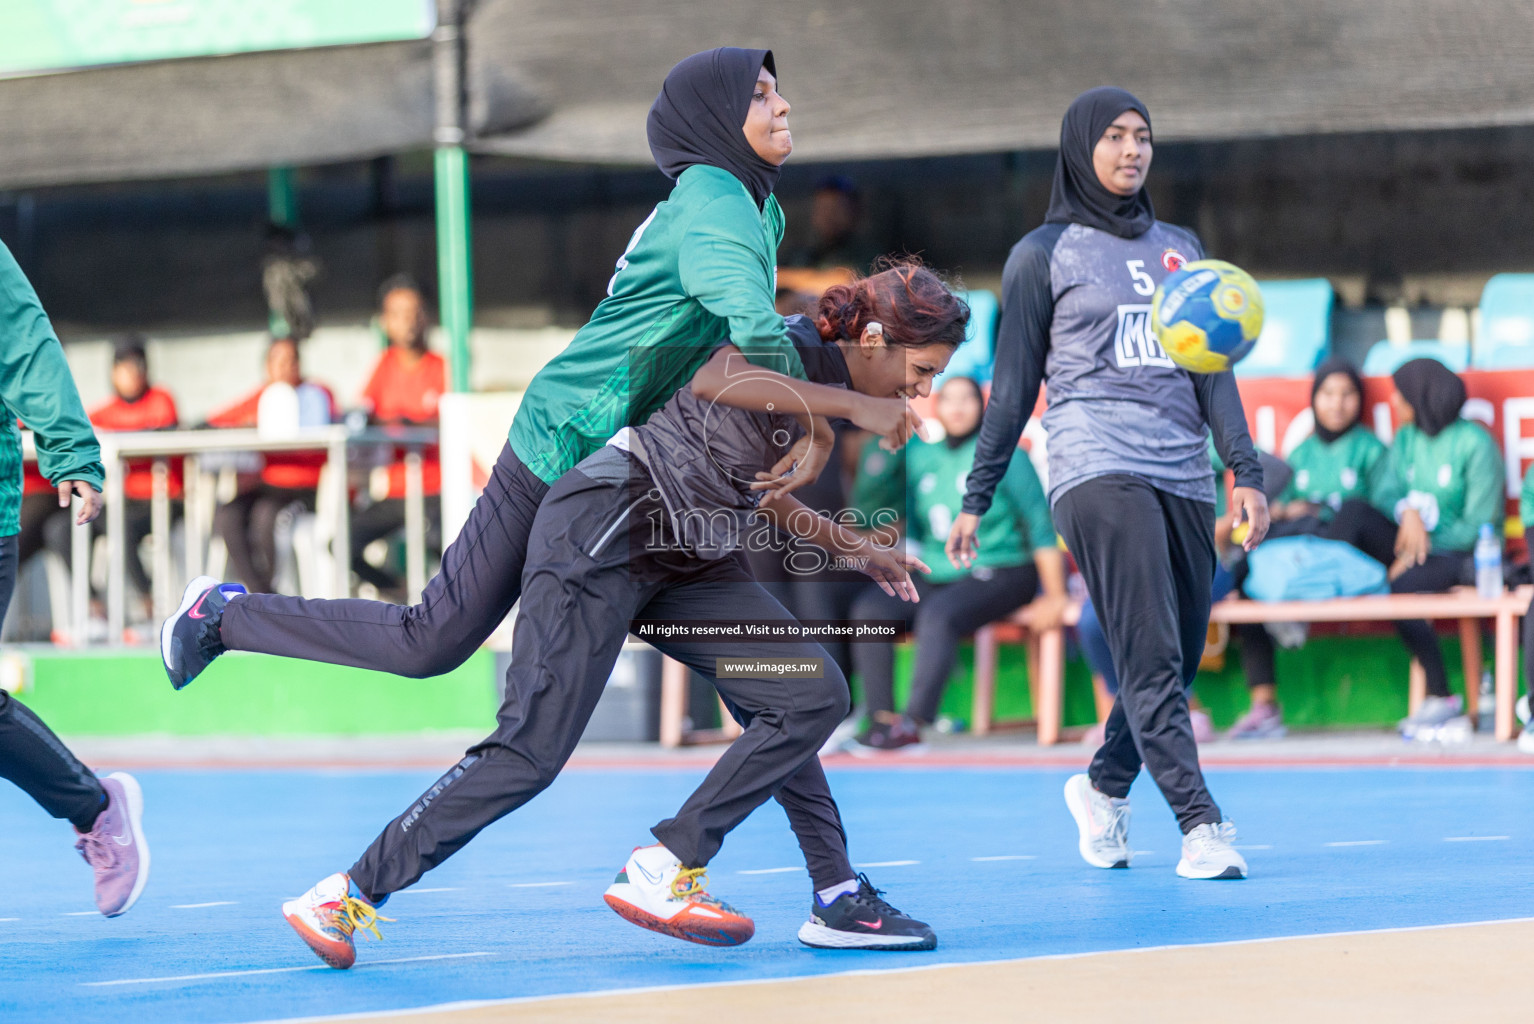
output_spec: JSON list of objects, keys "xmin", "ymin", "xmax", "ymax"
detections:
[
  {"xmin": 1392, "ymin": 358, "xmax": 1466, "ymax": 438},
  {"xmin": 1310, "ymin": 356, "xmax": 1365, "ymax": 444},
  {"xmin": 940, "ymin": 376, "xmax": 985, "ymax": 450},
  {"xmin": 1044, "ymin": 86, "xmax": 1156, "ymax": 239},
  {"xmin": 647, "ymin": 47, "xmax": 781, "ymax": 208}
]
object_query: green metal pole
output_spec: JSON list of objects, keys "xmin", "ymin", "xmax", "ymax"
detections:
[
  {"xmin": 434, "ymin": 145, "xmax": 473, "ymax": 393},
  {"xmin": 267, "ymin": 166, "xmax": 300, "ymax": 229}
]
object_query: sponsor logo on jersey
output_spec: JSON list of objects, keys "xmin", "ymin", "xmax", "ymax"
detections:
[
  {"xmin": 1113, "ymin": 304, "xmax": 1174, "ymax": 370},
  {"xmin": 1162, "ymin": 249, "xmax": 1188, "ymax": 272}
]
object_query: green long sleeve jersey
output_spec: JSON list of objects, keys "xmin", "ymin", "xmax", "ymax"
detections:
[
  {"xmin": 852, "ymin": 434, "xmax": 1056, "ymax": 585},
  {"xmin": 1278, "ymin": 425, "xmax": 1388, "ymax": 518},
  {"xmin": 1373, "ymin": 420, "xmax": 1504, "ymax": 553},
  {"xmin": 0, "ymin": 240, "xmax": 104, "ymax": 536},
  {"xmin": 1521, "ymin": 462, "xmax": 1534, "ymax": 533},
  {"xmin": 508, "ymin": 165, "xmax": 807, "ymax": 485}
]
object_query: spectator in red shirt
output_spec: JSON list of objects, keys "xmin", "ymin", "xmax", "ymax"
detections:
[
  {"xmin": 82, "ymin": 336, "xmax": 180, "ymax": 613},
  {"xmin": 353, "ymin": 276, "xmax": 445, "ymax": 596},
  {"xmin": 208, "ymin": 337, "xmax": 337, "ymax": 594}
]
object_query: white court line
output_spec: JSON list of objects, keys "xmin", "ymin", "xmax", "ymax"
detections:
[
  {"xmin": 63, "ymin": 911, "xmax": 98, "ymax": 916},
  {"xmin": 1130, "ymin": 851, "xmax": 1155, "ymax": 857},
  {"xmin": 82, "ymin": 951, "xmax": 491, "ymax": 988},
  {"xmin": 172, "ymin": 901, "xmax": 238, "ymax": 909},
  {"xmin": 1326, "ymin": 840, "xmax": 1388, "ymax": 847},
  {"xmin": 242, "ymin": 916, "xmax": 1534, "ymax": 1024},
  {"xmin": 971, "ymin": 855, "xmax": 1036, "ymax": 862},
  {"xmin": 0, "ymin": 917, "xmax": 18, "ymax": 922},
  {"xmin": 854, "ymin": 860, "xmax": 919, "ymax": 868},
  {"xmin": 738, "ymin": 866, "xmax": 802, "ymax": 875},
  {"xmin": 394, "ymin": 887, "xmax": 460, "ymax": 894},
  {"xmin": 507, "ymin": 881, "xmax": 573, "ymax": 888},
  {"xmin": 1444, "ymin": 835, "xmax": 1510, "ymax": 842}
]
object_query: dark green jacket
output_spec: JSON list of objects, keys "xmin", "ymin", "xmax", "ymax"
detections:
[{"xmin": 0, "ymin": 240, "xmax": 104, "ymax": 536}]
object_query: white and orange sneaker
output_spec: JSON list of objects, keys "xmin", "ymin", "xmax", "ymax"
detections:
[
  {"xmin": 603, "ymin": 844, "xmax": 754, "ymax": 947},
  {"xmin": 282, "ymin": 872, "xmax": 393, "ymax": 969}
]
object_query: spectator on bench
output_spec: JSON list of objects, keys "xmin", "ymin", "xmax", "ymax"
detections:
[
  {"xmin": 1513, "ymin": 463, "xmax": 1534, "ymax": 753},
  {"xmin": 1323, "ymin": 358, "xmax": 1502, "ymax": 737},
  {"xmin": 846, "ymin": 376, "xmax": 1067, "ymax": 751},
  {"xmin": 207, "ymin": 337, "xmax": 337, "ymax": 594},
  {"xmin": 354, "ymin": 275, "xmax": 445, "ymax": 598},
  {"xmin": 1227, "ymin": 358, "xmax": 1388, "ymax": 739}
]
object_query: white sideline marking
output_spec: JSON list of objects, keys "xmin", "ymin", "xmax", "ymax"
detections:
[
  {"xmin": 63, "ymin": 911, "xmax": 98, "ymax": 916},
  {"xmin": 738, "ymin": 867, "xmax": 802, "ymax": 875},
  {"xmin": 1444, "ymin": 835, "xmax": 1510, "ymax": 842},
  {"xmin": 0, "ymin": 917, "xmax": 18, "ymax": 922},
  {"xmin": 241, "ymin": 918, "xmax": 1534, "ymax": 1024},
  {"xmin": 1326, "ymin": 840, "xmax": 1387, "ymax": 847},
  {"xmin": 854, "ymin": 860, "xmax": 919, "ymax": 868},
  {"xmin": 971, "ymin": 855, "xmax": 1036, "ymax": 862},
  {"xmin": 82, "ymin": 951, "xmax": 491, "ymax": 988},
  {"xmin": 394, "ymin": 887, "xmax": 460, "ymax": 894},
  {"xmin": 1130, "ymin": 850, "xmax": 1155, "ymax": 857},
  {"xmin": 172, "ymin": 901, "xmax": 238, "ymax": 909},
  {"xmin": 507, "ymin": 881, "xmax": 573, "ymax": 888}
]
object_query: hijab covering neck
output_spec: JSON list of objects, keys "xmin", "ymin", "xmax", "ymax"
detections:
[
  {"xmin": 942, "ymin": 378, "xmax": 985, "ymax": 450},
  {"xmin": 1044, "ymin": 86, "xmax": 1156, "ymax": 239},
  {"xmin": 1392, "ymin": 358, "xmax": 1466, "ymax": 438},
  {"xmin": 647, "ymin": 47, "xmax": 780, "ymax": 208},
  {"xmin": 1310, "ymin": 356, "xmax": 1365, "ymax": 444}
]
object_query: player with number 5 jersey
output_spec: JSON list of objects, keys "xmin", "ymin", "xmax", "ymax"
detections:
[{"xmin": 947, "ymin": 87, "xmax": 1269, "ymax": 881}]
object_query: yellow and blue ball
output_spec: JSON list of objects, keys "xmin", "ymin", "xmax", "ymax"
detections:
[{"xmin": 1150, "ymin": 260, "xmax": 1264, "ymax": 374}]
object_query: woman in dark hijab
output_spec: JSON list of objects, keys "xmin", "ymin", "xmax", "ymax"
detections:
[
  {"xmin": 950, "ymin": 85, "xmax": 1267, "ymax": 881},
  {"xmin": 1323, "ymin": 357, "xmax": 1503, "ymax": 735},
  {"xmin": 1228, "ymin": 357, "xmax": 1389, "ymax": 740}
]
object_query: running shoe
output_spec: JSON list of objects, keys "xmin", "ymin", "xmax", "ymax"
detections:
[
  {"xmin": 1063, "ymin": 772, "xmax": 1131, "ymax": 869},
  {"xmin": 1080, "ymin": 721, "xmax": 1107, "ymax": 748},
  {"xmin": 1518, "ymin": 695, "xmax": 1534, "ymax": 755},
  {"xmin": 798, "ymin": 874, "xmax": 936, "ymax": 951},
  {"xmin": 283, "ymin": 872, "xmax": 393, "ymax": 970},
  {"xmin": 1176, "ymin": 822, "xmax": 1247, "ymax": 880},
  {"xmin": 850, "ymin": 716, "xmax": 924, "ymax": 755},
  {"xmin": 603, "ymin": 844, "xmax": 754, "ymax": 947},
  {"xmin": 1399, "ymin": 694, "xmax": 1463, "ymax": 739},
  {"xmin": 74, "ymin": 772, "xmax": 149, "ymax": 917},
  {"xmin": 818, "ymin": 712, "xmax": 864, "ymax": 756},
  {"xmin": 1189, "ymin": 708, "xmax": 1216, "ymax": 743},
  {"xmin": 1227, "ymin": 702, "xmax": 1287, "ymax": 740},
  {"xmin": 161, "ymin": 576, "xmax": 246, "ymax": 690}
]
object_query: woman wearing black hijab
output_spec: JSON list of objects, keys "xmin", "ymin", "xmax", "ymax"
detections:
[
  {"xmin": 168, "ymin": 48, "xmax": 928, "ymax": 967},
  {"xmin": 1228, "ymin": 357, "xmax": 1388, "ymax": 739},
  {"xmin": 947, "ymin": 87, "xmax": 1267, "ymax": 881},
  {"xmin": 1323, "ymin": 358, "xmax": 1503, "ymax": 736}
]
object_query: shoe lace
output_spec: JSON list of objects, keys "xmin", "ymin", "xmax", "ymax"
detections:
[
  {"xmin": 334, "ymin": 894, "xmax": 394, "ymax": 942},
  {"xmin": 852, "ymin": 873, "xmax": 902, "ymax": 916},
  {"xmin": 75, "ymin": 831, "xmax": 117, "ymax": 870},
  {"xmin": 670, "ymin": 866, "xmax": 711, "ymax": 901},
  {"xmin": 1104, "ymin": 801, "xmax": 1130, "ymax": 847}
]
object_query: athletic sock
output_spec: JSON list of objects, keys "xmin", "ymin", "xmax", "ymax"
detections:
[{"xmin": 815, "ymin": 878, "xmax": 858, "ymax": 906}]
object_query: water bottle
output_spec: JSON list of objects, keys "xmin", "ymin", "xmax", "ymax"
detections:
[
  {"xmin": 1477, "ymin": 670, "xmax": 1495, "ymax": 734},
  {"xmin": 1474, "ymin": 523, "xmax": 1502, "ymax": 598}
]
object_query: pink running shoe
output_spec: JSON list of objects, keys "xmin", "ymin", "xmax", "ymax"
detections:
[
  {"xmin": 74, "ymin": 772, "xmax": 150, "ymax": 917},
  {"xmin": 1189, "ymin": 708, "xmax": 1216, "ymax": 744},
  {"xmin": 1227, "ymin": 703, "xmax": 1286, "ymax": 740}
]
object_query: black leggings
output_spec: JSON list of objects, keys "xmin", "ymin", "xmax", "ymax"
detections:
[
  {"xmin": 0, "ymin": 534, "xmax": 105, "ymax": 830},
  {"xmin": 1054, "ymin": 475, "xmax": 1220, "ymax": 833},
  {"xmin": 214, "ymin": 485, "xmax": 315, "ymax": 594},
  {"xmin": 850, "ymin": 564, "xmax": 1039, "ymax": 724},
  {"xmin": 1322, "ymin": 500, "xmax": 1469, "ymax": 698}
]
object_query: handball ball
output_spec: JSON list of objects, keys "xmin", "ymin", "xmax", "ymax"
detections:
[{"xmin": 1151, "ymin": 260, "xmax": 1265, "ymax": 373}]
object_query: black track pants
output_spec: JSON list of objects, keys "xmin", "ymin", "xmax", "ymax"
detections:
[{"xmin": 1054, "ymin": 475, "xmax": 1222, "ymax": 833}]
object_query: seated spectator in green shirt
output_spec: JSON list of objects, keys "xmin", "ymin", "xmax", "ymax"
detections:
[{"xmin": 845, "ymin": 376, "xmax": 1068, "ymax": 752}]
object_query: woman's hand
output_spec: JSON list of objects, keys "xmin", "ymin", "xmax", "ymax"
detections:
[
  {"xmin": 1024, "ymin": 589, "xmax": 1069, "ymax": 632},
  {"xmin": 1394, "ymin": 508, "xmax": 1431, "ymax": 569},
  {"xmin": 1230, "ymin": 486, "xmax": 1270, "ymax": 551},
  {"xmin": 751, "ymin": 418, "xmax": 833, "ymax": 505},
  {"xmin": 945, "ymin": 512, "xmax": 982, "ymax": 569},
  {"xmin": 59, "ymin": 480, "xmax": 102, "ymax": 525},
  {"xmin": 850, "ymin": 394, "xmax": 926, "ymax": 452},
  {"xmin": 861, "ymin": 548, "xmax": 929, "ymax": 602}
]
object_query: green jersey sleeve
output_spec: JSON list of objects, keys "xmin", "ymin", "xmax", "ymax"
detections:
[
  {"xmin": 998, "ymin": 447, "xmax": 1055, "ymax": 553},
  {"xmin": 678, "ymin": 194, "xmax": 806, "ymax": 381},
  {"xmin": 1439, "ymin": 426, "xmax": 1505, "ymax": 550},
  {"xmin": 1521, "ymin": 463, "xmax": 1534, "ymax": 533}
]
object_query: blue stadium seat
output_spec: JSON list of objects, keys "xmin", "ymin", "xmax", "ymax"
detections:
[
  {"xmin": 1472, "ymin": 273, "xmax": 1534, "ymax": 369},
  {"xmin": 940, "ymin": 289, "xmax": 999, "ymax": 384},
  {"xmin": 1234, "ymin": 279, "xmax": 1333, "ymax": 378},
  {"xmin": 1361, "ymin": 339, "xmax": 1469, "ymax": 375}
]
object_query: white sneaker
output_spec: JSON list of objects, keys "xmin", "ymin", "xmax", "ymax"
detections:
[
  {"xmin": 1176, "ymin": 822, "xmax": 1248, "ymax": 880},
  {"xmin": 603, "ymin": 844, "xmax": 754, "ymax": 946},
  {"xmin": 1400, "ymin": 694, "xmax": 1463, "ymax": 738},
  {"xmin": 1063, "ymin": 773, "xmax": 1130, "ymax": 869},
  {"xmin": 281, "ymin": 872, "xmax": 391, "ymax": 970}
]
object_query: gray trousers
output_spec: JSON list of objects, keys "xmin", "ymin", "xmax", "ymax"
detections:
[
  {"xmin": 1054, "ymin": 475, "xmax": 1222, "ymax": 833},
  {"xmin": 348, "ymin": 449, "xmax": 855, "ymax": 901},
  {"xmin": 0, "ymin": 534, "xmax": 105, "ymax": 830}
]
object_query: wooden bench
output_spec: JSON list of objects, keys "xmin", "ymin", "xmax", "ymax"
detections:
[{"xmin": 972, "ymin": 586, "xmax": 1533, "ymax": 745}]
